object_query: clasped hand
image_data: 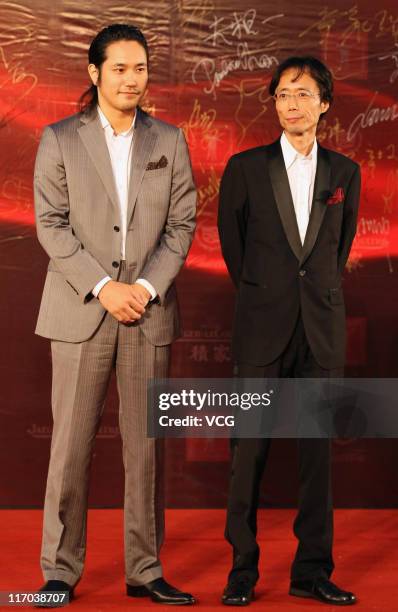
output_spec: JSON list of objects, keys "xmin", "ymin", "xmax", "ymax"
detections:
[{"xmin": 98, "ymin": 281, "xmax": 151, "ymax": 323}]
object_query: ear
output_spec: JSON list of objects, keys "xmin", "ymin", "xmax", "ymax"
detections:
[
  {"xmin": 88, "ymin": 64, "xmax": 99, "ymax": 86},
  {"xmin": 320, "ymin": 100, "xmax": 330, "ymax": 114}
]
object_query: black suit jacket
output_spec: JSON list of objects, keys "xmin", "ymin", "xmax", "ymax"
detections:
[{"xmin": 217, "ymin": 137, "xmax": 361, "ymax": 369}]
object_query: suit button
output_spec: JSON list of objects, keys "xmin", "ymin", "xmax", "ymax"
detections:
[
  {"xmin": 113, "ymin": 225, "xmax": 120, "ymax": 232},
  {"xmin": 112, "ymin": 261, "xmax": 119, "ymax": 268},
  {"xmin": 299, "ymin": 269, "xmax": 306, "ymax": 277}
]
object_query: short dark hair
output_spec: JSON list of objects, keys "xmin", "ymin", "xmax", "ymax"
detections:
[
  {"xmin": 79, "ymin": 24, "xmax": 149, "ymax": 112},
  {"xmin": 269, "ymin": 56, "xmax": 333, "ymax": 109}
]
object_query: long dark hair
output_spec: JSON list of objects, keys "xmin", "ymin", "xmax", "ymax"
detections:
[{"xmin": 78, "ymin": 23, "xmax": 149, "ymax": 113}]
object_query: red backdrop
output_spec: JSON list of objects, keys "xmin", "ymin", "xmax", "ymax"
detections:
[{"xmin": 1, "ymin": 0, "xmax": 398, "ymax": 508}]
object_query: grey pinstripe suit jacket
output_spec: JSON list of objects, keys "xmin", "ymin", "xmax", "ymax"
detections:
[{"xmin": 34, "ymin": 106, "xmax": 197, "ymax": 345}]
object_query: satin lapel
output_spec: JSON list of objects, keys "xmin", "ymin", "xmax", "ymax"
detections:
[
  {"xmin": 267, "ymin": 140, "xmax": 302, "ymax": 261},
  {"xmin": 77, "ymin": 112, "xmax": 119, "ymax": 210},
  {"xmin": 300, "ymin": 145, "xmax": 331, "ymax": 265},
  {"xmin": 126, "ymin": 109, "xmax": 158, "ymax": 225}
]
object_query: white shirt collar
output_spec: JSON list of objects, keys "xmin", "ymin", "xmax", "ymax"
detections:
[
  {"xmin": 97, "ymin": 105, "xmax": 136, "ymax": 136},
  {"xmin": 280, "ymin": 131, "xmax": 317, "ymax": 170}
]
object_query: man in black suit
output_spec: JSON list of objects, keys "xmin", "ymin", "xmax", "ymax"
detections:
[{"xmin": 218, "ymin": 56, "xmax": 360, "ymax": 606}]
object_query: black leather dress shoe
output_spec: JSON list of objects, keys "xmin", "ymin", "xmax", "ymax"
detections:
[
  {"xmin": 289, "ymin": 577, "xmax": 356, "ymax": 605},
  {"xmin": 126, "ymin": 578, "xmax": 195, "ymax": 605},
  {"xmin": 222, "ymin": 576, "xmax": 255, "ymax": 606},
  {"xmin": 35, "ymin": 580, "xmax": 74, "ymax": 607}
]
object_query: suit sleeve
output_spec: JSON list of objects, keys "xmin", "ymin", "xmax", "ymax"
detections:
[
  {"xmin": 217, "ymin": 155, "xmax": 248, "ymax": 287},
  {"xmin": 337, "ymin": 164, "xmax": 361, "ymax": 274},
  {"xmin": 34, "ymin": 126, "xmax": 109, "ymax": 303},
  {"xmin": 138, "ymin": 128, "xmax": 197, "ymax": 303}
]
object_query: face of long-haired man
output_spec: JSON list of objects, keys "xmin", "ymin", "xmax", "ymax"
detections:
[
  {"xmin": 88, "ymin": 40, "xmax": 148, "ymax": 114},
  {"xmin": 274, "ymin": 67, "xmax": 329, "ymax": 139}
]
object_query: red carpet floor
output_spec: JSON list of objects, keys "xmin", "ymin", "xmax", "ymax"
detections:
[{"xmin": 0, "ymin": 509, "xmax": 397, "ymax": 611}]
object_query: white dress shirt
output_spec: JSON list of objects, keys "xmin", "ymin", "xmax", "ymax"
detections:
[
  {"xmin": 92, "ymin": 106, "xmax": 156, "ymax": 299},
  {"xmin": 280, "ymin": 131, "xmax": 317, "ymax": 245}
]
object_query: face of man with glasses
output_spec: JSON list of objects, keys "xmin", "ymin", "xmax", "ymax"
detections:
[{"xmin": 273, "ymin": 67, "xmax": 330, "ymax": 138}]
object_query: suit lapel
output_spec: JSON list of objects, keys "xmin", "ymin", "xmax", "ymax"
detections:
[
  {"xmin": 126, "ymin": 108, "xmax": 158, "ymax": 225},
  {"xmin": 300, "ymin": 145, "xmax": 331, "ymax": 265},
  {"xmin": 77, "ymin": 110, "xmax": 119, "ymax": 211},
  {"xmin": 267, "ymin": 140, "xmax": 302, "ymax": 261}
]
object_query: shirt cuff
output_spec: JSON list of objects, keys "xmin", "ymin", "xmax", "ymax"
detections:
[
  {"xmin": 136, "ymin": 278, "xmax": 157, "ymax": 301},
  {"xmin": 92, "ymin": 276, "xmax": 112, "ymax": 298}
]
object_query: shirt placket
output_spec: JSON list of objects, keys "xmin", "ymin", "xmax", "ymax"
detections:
[
  {"xmin": 112, "ymin": 134, "xmax": 129, "ymax": 260},
  {"xmin": 296, "ymin": 158, "xmax": 310, "ymax": 244}
]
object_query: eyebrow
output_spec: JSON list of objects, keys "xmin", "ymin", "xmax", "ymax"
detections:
[
  {"xmin": 278, "ymin": 86, "xmax": 310, "ymax": 92},
  {"xmin": 112, "ymin": 62, "xmax": 147, "ymax": 68}
]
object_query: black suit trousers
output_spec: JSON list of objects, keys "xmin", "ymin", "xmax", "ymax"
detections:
[{"xmin": 225, "ymin": 314, "xmax": 343, "ymax": 584}]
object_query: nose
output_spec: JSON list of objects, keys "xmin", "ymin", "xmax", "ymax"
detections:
[
  {"xmin": 124, "ymin": 70, "xmax": 138, "ymax": 87},
  {"xmin": 287, "ymin": 94, "xmax": 298, "ymax": 110}
]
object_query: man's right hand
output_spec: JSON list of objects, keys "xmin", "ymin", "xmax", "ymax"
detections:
[{"xmin": 98, "ymin": 280, "xmax": 146, "ymax": 323}]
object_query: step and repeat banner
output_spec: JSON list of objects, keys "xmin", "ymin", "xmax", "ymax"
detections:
[{"xmin": 1, "ymin": 0, "xmax": 398, "ymax": 507}]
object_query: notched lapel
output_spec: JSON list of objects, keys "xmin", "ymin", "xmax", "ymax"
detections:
[
  {"xmin": 127, "ymin": 109, "xmax": 158, "ymax": 224},
  {"xmin": 77, "ymin": 111, "xmax": 119, "ymax": 210},
  {"xmin": 300, "ymin": 145, "xmax": 331, "ymax": 265},
  {"xmin": 267, "ymin": 141, "xmax": 302, "ymax": 261}
]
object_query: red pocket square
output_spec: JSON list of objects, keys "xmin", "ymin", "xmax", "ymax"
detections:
[{"xmin": 327, "ymin": 187, "xmax": 344, "ymax": 205}]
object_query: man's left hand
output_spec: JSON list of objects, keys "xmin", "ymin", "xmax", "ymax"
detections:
[{"xmin": 131, "ymin": 283, "xmax": 151, "ymax": 306}]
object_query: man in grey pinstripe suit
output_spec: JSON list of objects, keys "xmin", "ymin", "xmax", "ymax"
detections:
[{"xmin": 34, "ymin": 24, "xmax": 196, "ymax": 606}]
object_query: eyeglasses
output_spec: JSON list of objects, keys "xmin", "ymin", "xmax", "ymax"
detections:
[{"xmin": 273, "ymin": 91, "xmax": 321, "ymax": 104}]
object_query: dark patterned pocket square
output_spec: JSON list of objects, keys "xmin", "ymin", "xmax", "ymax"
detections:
[{"xmin": 146, "ymin": 155, "xmax": 168, "ymax": 170}]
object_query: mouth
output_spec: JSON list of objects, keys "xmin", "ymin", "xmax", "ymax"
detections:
[
  {"xmin": 119, "ymin": 91, "xmax": 140, "ymax": 96},
  {"xmin": 286, "ymin": 116, "xmax": 303, "ymax": 122}
]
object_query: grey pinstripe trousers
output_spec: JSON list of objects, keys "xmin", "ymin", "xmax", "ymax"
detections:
[{"xmin": 40, "ymin": 264, "xmax": 170, "ymax": 587}]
